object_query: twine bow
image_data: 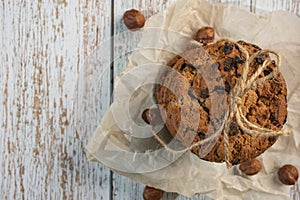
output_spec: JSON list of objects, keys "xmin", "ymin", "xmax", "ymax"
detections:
[{"xmin": 152, "ymin": 38, "xmax": 290, "ymax": 168}]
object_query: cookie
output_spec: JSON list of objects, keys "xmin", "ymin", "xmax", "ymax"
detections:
[{"xmin": 155, "ymin": 40, "xmax": 287, "ymax": 165}]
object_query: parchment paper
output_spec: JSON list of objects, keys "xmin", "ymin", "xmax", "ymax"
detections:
[{"xmin": 85, "ymin": 0, "xmax": 300, "ymax": 199}]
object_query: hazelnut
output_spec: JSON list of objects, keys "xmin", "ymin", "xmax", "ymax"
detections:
[
  {"xmin": 239, "ymin": 158, "xmax": 262, "ymax": 176},
  {"xmin": 278, "ymin": 164, "xmax": 299, "ymax": 185},
  {"xmin": 143, "ymin": 186, "xmax": 164, "ymax": 200},
  {"xmin": 123, "ymin": 9, "xmax": 145, "ymax": 31},
  {"xmin": 142, "ymin": 108, "xmax": 162, "ymax": 125},
  {"xmin": 194, "ymin": 26, "xmax": 215, "ymax": 45},
  {"xmin": 142, "ymin": 109, "xmax": 151, "ymax": 124}
]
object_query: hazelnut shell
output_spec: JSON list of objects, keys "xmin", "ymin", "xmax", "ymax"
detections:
[
  {"xmin": 123, "ymin": 9, "xmax": 145, "ymax": 31},
  {"xmin": 142, "ymin": 108, "xmax": 163, "ymax": 125},
  {"xmin": 194, "ymin": 26, "xmax": 215, "ymax": 44},
  {"xmin": 239, "ymin": 158, "xmax": 262, "ymax": 176},
  {"xmin": 278, "ymin": 164, "xmax": 299, "ymax": 185},
  {"xmin": 143, "ymin": 186, "xmax": 164, "ymax": 200}
]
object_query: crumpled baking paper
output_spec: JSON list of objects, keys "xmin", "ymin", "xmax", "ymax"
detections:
[{"xmin": 85, "ymin": 0, "xmax": 300, "ymax": 199}]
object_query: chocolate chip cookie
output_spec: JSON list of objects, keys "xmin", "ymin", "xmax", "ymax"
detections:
[{"xmin": 155, "ymin": 40, "xmax": 287, "ymax": 165}]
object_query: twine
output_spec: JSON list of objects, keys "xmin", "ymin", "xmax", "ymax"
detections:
[{"xmin": 152, "ymin": 38, "xmax": 290, "ymax": 168}]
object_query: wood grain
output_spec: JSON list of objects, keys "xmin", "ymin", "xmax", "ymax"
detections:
[
  {"xmin": 252, "ymin": 0, "xmax": 300, "ymax": 14},
  {"xmin": 1, "ymin": 1, "xmax": 112, "ymax": 199}
]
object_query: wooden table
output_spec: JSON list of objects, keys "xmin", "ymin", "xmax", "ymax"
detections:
[{"xmin": 1, "ymin": 0, "xmax": 299, "ymax": 199}]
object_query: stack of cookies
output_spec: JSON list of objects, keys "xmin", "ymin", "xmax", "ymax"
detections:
[{"xmin": 155, "ymin": 27, "xmax": 287, "ymax": 165}]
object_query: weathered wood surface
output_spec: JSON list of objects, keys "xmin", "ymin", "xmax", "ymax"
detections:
[
  {"xmin": 1, "ymin": 1, "xmax": 112, "ymax": 199},
  {"xmin": 1, "ymin": 0, "xmax": 299, "ymax": 200}
]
